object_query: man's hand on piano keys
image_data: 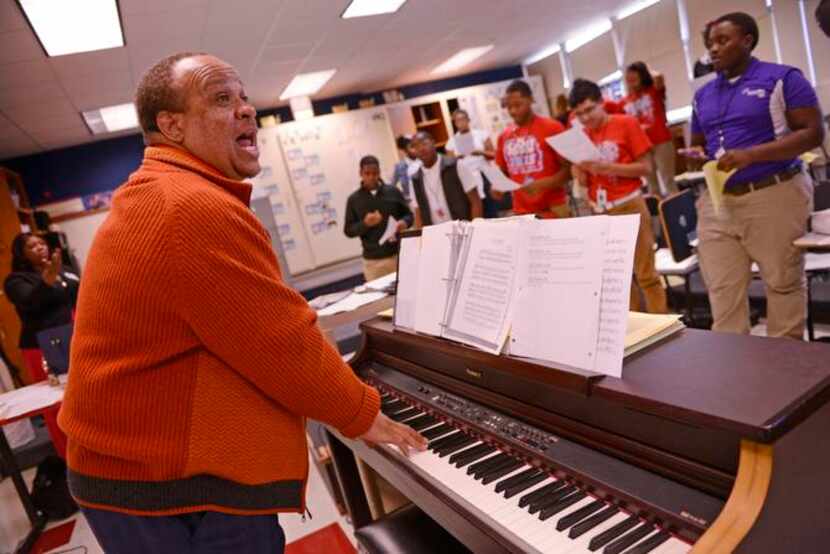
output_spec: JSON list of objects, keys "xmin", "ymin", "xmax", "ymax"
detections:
[{"xmin": 359, "ymin": 412, "xmax": 428, "ymax": 457}]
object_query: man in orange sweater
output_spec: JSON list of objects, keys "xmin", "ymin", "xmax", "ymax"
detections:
[{"xmin": 57, "ymin": 52, "xmax": 425, "ymax": 553}]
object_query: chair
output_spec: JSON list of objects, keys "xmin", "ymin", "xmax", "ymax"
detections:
[
  {"xmin": 813, "ymin": 180, "xmax": 830, "ymax": 213},
  {"xmin": 658, "ymin": 190, "xmax": 697, "ymax": 263},
  {"xmin": 354, "ymin": 504, "xmax": 471, "ymax": 554}
]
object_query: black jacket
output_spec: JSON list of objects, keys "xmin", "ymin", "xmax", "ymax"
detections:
[
  {"xmin": 4, "ymin": 270, "xmax": 79, "ymax": 349},
  {"xmin": 411, "ymin": 156, "xmax": 472, "ymax": 226},
  {"xmin": 344, "ymin": 184, "xmax": 413, "ymax": 259}
]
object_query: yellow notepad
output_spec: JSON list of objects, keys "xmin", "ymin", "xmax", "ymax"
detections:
[
  {"xmin": 624, "ymin": 312, "xmax": 685, "ymax": 357},
  {"xmin": 702, "ymin": 161, "xmax": 737, "ymax": 214},
  {"xmin": 377, "ymin": 307, "xmax": 394, "ymax": 319}
]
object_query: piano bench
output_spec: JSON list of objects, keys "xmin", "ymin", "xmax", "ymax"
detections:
[{"xmin": 354, "ymin": 504, "xmax": 471, "ymax": 554}]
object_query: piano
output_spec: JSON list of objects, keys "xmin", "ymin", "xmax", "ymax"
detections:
[{"xmin": 325, "ymin": 318, "xmax": 830, "ymax": 553}]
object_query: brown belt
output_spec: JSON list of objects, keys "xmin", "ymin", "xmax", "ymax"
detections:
[{"xmin": 723, "ymin": 166, "xmax": 802, "ymax": 196}]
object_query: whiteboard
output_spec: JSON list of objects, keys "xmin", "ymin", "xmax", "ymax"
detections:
[
  {"xmin": 277, "ymin": 107, "xmax": 398, "ymax": 267},
  {"xmin": 249, "ymin": 126, "xmax": 316, "ymax": 275}
]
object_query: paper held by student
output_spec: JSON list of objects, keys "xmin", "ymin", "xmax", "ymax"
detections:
[
  {"xmin": 378, "ymin": 216, "xmax": 399, "ymax": 245},
  {"xmin": 545, "ymin": 127, "xmax": 602, "ymax": 164},
  {"xmin": 452, "ymin": 132, "xmax": 475, "ymax": 156},
  {"xmin": 702, "ymin": 161, "xmax": 736, "ymax": 214},
  {"xmin": 480, "ymin": 164, "xmax": 519, "ymax": 192}
]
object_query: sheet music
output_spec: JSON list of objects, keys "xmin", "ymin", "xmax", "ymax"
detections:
[
  {"xmin": 594, "ymin": 214, "xmax": 640, "ymax": 377},
  {"xmin": 452, "ymin": 132, "xmax": 475, "ymax": 156},
  {"xmin": 443, "ymin": 220, "xmax": 522, "ymax": 353},
  {"xmin": 394, "ymin": 238, "xmax": 420, "ymax": 329},
  {"xmin": 545, "ymin": 127, "xmax": 601, "ymax": 164},
  {"xmin": 414, "ymin": 222, "xmax": 458, "ymax": 336},
  {"xmin": 509, "ymin": 216, "xmax": 608, "ymax": 369},
  {"xmin": 480, "ymin": 164, "xmax": 519, "ymax": 192},
  {"xmin": 378, "ymin": 216, "xmax": 398, "ymax": 245}
]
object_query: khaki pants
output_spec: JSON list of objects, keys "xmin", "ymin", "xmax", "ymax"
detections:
[
  {"xmin": 363, "ymin": 255, "xmax": 398, "ymax": 281},
  {"xmin": 696, "ymin": 173, "xmax": 812, "ymax": 339},
  {"xmin": 647, "ymin": 141, "xmax": 678, "ymax": 197},
  {"xmin": 608, "ymin": 196, "xmax": 668, "ymax": 314}
]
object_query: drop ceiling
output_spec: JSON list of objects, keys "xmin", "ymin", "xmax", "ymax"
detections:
[{"xmin": 0, "ymin": 0, "xmax": 629, "ymax": 160}]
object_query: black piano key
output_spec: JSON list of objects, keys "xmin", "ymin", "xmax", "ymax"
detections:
[
  {"xmin": 495, "ymin": 468, "xmax": 540, "ymax": 493},
  {"xmin": 503, "ymin": 472, "xmax": 549, "ymax": 499},
  {"xmin": 381, "ymin": 400, "xmax": 408, "ymax": 414},
  {"xmin": 587, "ymin": 515, "xmax": 640, "ymax": 552},
  {"xmin": 404, "ymin": 415, "xmax": 437, "ymax": 431},
  {"xmin": 620, "ymin": 531, "xmax": 671, "ymax": 554},
  {"xmin": 436, "ymin": 436, "xmax": 478, "ymax": 457},
  {"xmin": 450, "ymin": 443, "xmax": 496, "ymax": 467},
  {"xmin": 472, "ymin": 455, "xmax": 514, "ymax": 480},
  {"xmin": 518, "ymin": 480, "xmax": 566, "ymax": 508},
  {"xmin": 555, "ymin": 499, "xmax": 605, "ymax": 531},
  {"xmin": 481, "ymin": 459, "xmax": 523, "ymax": 485},
  {"xmin": 539, "ymin": 490, "xmax": 588, "ymax": 521},
  {"xmin": 603, "ymin": 524, "xmax": 655, "ymax": 554},
  {"xmin": 467, "ymin": 452, "xmax": 511, "ymax": 476},
  {"xmin": 569, "ymin": 507, "xmax": 619, "ymax": 539},
  {"xmin": 389, "ymin": 407, "xmax": 421, "ymax": 422},
  {"xmin": 428, "ymin": 431, "xmax": 464, "ymax": 451},
  {"xmin": 421, "ymin": 423, "xmax": 454, "ymax": 440},
  {"xmin": 528, "ymin": 484, "xmax": 577, "ymax": 514}
]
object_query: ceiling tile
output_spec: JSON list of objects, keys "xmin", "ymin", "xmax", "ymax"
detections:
[
  {"xmin": 259, "ymin": 42, "xmax": 315, "ymax": 64},
  {"xmin": 6, "ymin": 110, "xmax": 85, "ymax": 133},
  {"xmin": 123, "ymin": 7, "xmax": 208, "ymax": 44},
  {"xmin": 0, "ymin": 58, "xmax": 55, "ymax": 89},
  {"xmin": 49, "ymin": 48, "xmax": 130, "ymax": 81},
  {"xmin": 121, "ymin": 0, "xmax": 207, "ymax": 16},
  {"xmin": 0, "ymin": 82, "xmax": 67, "ymax": 109},
  {"xmin": 0, "ymin": 29, "xmax": 45, "ymax": 65}
]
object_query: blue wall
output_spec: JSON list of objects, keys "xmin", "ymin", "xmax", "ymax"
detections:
[{"xmin": 4, "ymin": 65, "xmax": 523, "ymax": 206}]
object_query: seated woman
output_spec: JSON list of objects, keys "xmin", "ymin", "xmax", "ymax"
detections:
[{"xmin": 4, "ymin": 233, "xmax": 79, "ymax": 457}]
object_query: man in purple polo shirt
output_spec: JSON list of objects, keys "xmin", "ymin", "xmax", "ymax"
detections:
[{"xmin": 687, "ymin": 12, "xmax": 824, "ymax": 339}]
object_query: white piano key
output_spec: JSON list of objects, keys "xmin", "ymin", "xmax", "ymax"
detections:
[
  {"xmin": 649, "ymin": 537, "xmax": 692, "ymax": 554},
  {"xmin": 556, "ymin": 511, "xmax": 631, "ymax": 554},
  {"xmin": 524, "ymin": 495, "xmax": 596, "ymax": 543}
]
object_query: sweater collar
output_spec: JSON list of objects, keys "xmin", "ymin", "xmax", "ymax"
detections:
[{"xmin": 142, "ymin": 145, "xmax": 253, "ymax": 206}]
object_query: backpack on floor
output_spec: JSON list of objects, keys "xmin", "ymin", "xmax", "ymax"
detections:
[{"xmin": 30, "ymin": 455, "xmax": 78, "ymax": 521}]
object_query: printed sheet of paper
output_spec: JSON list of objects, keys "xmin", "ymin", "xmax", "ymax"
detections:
[
  {"xmin": 594, "ymin": 214, "xmax": 640, "ymax": 377},
  {"xmin": 452, "ymin": 132, "xmax": 475, "ymax": 156},
  {"xmin": 414, "ymin": 222, "xmax": 457, "ymax": 336},
  {"xmin": 545, "ymin": 127, "xmax": 602, "ymax": 164},
  {"xmin": 443, "ymin": 220, "xmax": 522, "ymax": 354},
  {"xmin": 316, "ymin": 291, "xmax": 387, "ymax": 316},
  {"xmin": 378, "ymin": 216, "xmax": 398, "ymax": 245},
  {"xmin": 702, "ymin": 161, "xmax": 736, "ymax": 214},
  {"xmin": 394, "ymin": 237, "xmax": 420, "ymax": 329},
  {"xmin": 509, "ymin": 216, "xmax": 608, "ymax": 369},
  {"xmin": 480, "ymin": 164, "xmax": 519, "ymax": 192}
]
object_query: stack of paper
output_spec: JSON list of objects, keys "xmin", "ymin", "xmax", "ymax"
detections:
[{"xmin": 624, "ymin": 312, "xmax": 685, "ymax": 357}]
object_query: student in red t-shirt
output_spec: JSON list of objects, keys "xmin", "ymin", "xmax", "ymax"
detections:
[
  {"xmin": 495, "ymin": 80, "xmax": 571, "ymax": 218},
  {"xmin": 622, "ymin": 62, "xmax": 677, "ymax": 196},
  {"xmin": 569, "ymin": 79, "xmax": 668, "ymax": 314}
]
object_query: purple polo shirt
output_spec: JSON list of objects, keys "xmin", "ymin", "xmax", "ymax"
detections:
[{"xmin": 691, "ymin": 57, "xmax": 818, "ymax": 187}]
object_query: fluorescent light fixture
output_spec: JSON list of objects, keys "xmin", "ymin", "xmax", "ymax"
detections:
[
  {"xmin": 432, "ymin": 45, "xmax": 494, "ymax": 74},
  {"xmin": 342, "ymin": 0, "xmax": 407, "ymax": 18},
  {"xmin": 765, "ymin": 0, "xmax": 772, "ymax": 7},
  {"xmin": 617, "ymin": 0, "xmax": 662, "ymax": 21},
  {"xmin": 565, "ymin": 19, "xmax": 612, "ymax": 53},
  {"xmin": 598, "ymin": 70, "xmax": 623, "ymax": 86},
  {"xmin": 279, "ymin": 70, "xmax": 337, "ymax": 100},
  {"xmin": 524, "ymin": 43, "xmax": 561, "ymax": 66},
  {"xmin": 666, "ymin": 105, "xmax": 693, "ymax": 124},
  {"xmin": 19, "ymin": 0, "xmax": 124, "ymax": 57},
  {"xmin": 82, "ymin": 102, "xmax": 138, "ymax": 135}
]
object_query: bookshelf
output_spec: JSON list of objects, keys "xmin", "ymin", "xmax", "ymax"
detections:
[{"xmin": 411, "ymin": 101, "xmax": 449, "ymax": 149}]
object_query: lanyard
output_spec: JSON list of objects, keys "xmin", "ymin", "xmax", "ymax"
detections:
[{"xmin": 714, "ymin": 61, "xmax": 756, "ymax": 153}]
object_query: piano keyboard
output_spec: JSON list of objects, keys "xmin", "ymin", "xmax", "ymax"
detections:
[{"xmin": 379, "ymin": 390, "xmax": 692, "ymax": 554}]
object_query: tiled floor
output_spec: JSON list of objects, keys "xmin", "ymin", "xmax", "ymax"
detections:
[{"xmin": 0, "ymin": 452, "xmax": 356, "ymax": 554}]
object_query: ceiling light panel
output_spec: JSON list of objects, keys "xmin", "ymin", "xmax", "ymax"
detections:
[
  {"xmin": 432, "ymin": 45, "xmax": 494, "ymax": 74},
  {"xmin": 19, "ymin": 0, "xmax": 125, "ymax": 57},
  {"xmin": 279, "ymin": 70, "xmax": 337, "ymax": 100},
  {"xmin": 342, "ymin": 0, "xmax": 407, "ymax": 18}
]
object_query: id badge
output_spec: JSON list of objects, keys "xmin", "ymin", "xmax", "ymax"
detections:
[
  {"xmin": 715, "ymin": 145, "xmax": 726, "ymax": 159},
  {"xmin": 597, "ymin": 188, "xmax": 608, "ymax": 211}
]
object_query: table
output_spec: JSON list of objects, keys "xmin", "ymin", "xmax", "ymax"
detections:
[{"xmin": 0, "ymin": 380, "xmax": 65, "ymax": 554}]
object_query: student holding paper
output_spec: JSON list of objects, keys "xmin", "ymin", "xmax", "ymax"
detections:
[
  {"xmin": 446, "ymin": 109, "xmax": 502, "ymax": 218},
  {"xmin": 622, "ymin": 62, "xmax": 677, "ymax": 197},
  {"xmin": 495, "ymin": 79, "xmax": 571, "ymax": 218},
  {"xmin": 409, "ymin": 131, "xmax": 483, "ymax": 227},
  {"xmin": 684, "ymin": 12, "xmax": 824, "ymax": 339},
  {"xmin": 344, "ymin": 155, "xmax": 413, "ymax": 280},
  {"xmin": 569, "ymin": 79, "xmax": 668, "ymax": 314}
]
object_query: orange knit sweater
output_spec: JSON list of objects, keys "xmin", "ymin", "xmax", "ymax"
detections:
[{"xmin": 57, "ymin": 145, "xmax": 380, "ymax": 516}]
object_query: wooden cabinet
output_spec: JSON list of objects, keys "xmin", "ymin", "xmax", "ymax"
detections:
[
  {"xmin": 411, "ymin": 101, "xmax": 449, "ymax": 149},
  {"xmin": 0, "ymin": 168, "xmax": 25, "ymax": 381}
]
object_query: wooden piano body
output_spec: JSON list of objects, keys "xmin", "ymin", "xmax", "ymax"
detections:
[{"xmin": 326, "ymin": 318, "xmax": 830, "ymax": 553}]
